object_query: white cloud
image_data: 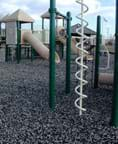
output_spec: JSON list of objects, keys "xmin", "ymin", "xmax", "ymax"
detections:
[
  {"xmin": 0, "ymin": 2, "xmax": 29, "ymax": 16},
  {"xmin": 0, "ymin": 0, "xmax": 115, "ymax": 34},
  {"xmin": 84, "ymin": 0, "xmax": 101, "ymax": 14},
  {"xmin": 0, "ymin": 0, "xmax": 115, "ymax": 19},
  {"xmin": 97, "ymin": 6, "xmax": 115, "ymax": 17}
]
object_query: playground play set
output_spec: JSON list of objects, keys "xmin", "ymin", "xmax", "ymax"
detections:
[{"xmin": 0, "ymin": 0, "xmax": 117, "ymax": 128}]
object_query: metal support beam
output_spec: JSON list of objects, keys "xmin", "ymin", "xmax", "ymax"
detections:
[
  {"xmin": 31, "ymin": 22, "xmax": 34, "ymax": 61},
  {"xmin": 49, "ymin": 0, "xmax": 56, "ymax": 110},
  {"xmin": 27, "ymin": 47, "xmax": 30, "ymax": 59},
  {"xmin": 66, "ymin": 12, "xmax": 71, "ymax": 94},
  {"xmin": 16, "ymin": 21, "xmax": 21, "ymax": 64},
  {"xmin": 42, "ymin": 18, "xmax": 45, "ymax": 42},
  {"xmin": 63, "ymin": 19, "xmax": 65, "ymax": 27},
  {"xmin": 5, "ymin": 44, "xmax": 8, "ymax": 62},
  {"xmin": 94, "ymin": 15, "xmax": 101, "ymax": 88},
  {"xmin": 111, "ymin": 0, "xmax": 118, "ymax": 127},
  {"xmin": 0, "ymin": 22, "xmax": 1, "ymax": 35},
  {"xmin": 42, "ymin": 18, "xmax": 44, "ymax": 30},
  {"xmin": 61, "ymin": 43, "xmax": 64, "ymax": 59}
]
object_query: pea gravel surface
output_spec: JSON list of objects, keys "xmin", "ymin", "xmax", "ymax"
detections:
[{"xmin": 0, "ymin": 59, "xmax": 117, "ymax": 144}]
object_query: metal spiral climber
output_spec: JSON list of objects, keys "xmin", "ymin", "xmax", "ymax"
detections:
[{"xmin": 74, "ymin": 0, "xmax": 89, "ymax": 115}]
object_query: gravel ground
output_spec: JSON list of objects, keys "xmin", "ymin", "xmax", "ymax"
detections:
[{"xmin": 0, "ymin": 57, "xmax": 118, "ymax": 144}]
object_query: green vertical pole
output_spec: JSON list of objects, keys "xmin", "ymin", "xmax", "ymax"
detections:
[
  {"xmin": 19, "ymin": 23, "xmax": 21, "ymax": 61},
  {"xmin": 16, "ymin": 21, "xmax": 21, "ymax": 64},
  {"xmin": 42, "ymin": 18, "xmax": 44, "ymax": 29},
  {"xmin": 93, "ymin": 15, "xmax": 101, "ymax": 88},
  {"xmin": 61, "ymin": 43, "xmax": 64, "ymax": 58},
  {"xmin": 5, "ymin": 23, "xmax": 8, "ymax": 62},
  {"xmin": 31, "ymin": 22, "xmax": 34, "ymax": 61},
  {"xmin": 61, "ymin": 18, "xmax": 64, "ymax": 59},
  {"xmin": 27, "ymin": 47, "xmax": 30, "ymax": 59},
  {"xmin": 111, "ymin": 0, "xmax": 118, "ymax": 127},
  {"xmin": 5, "ymin": 44, "xmax": 8, "ymax": 62},
  {"xmin": 27, "ymin": 22, "xmax": 30, "ymax": 59},
  {"xmin": 62, "ymin": 19, "xmax": 65, "ymax": 59},
  {"xmin": 42, "ymin": 18, "xmax": 45, "ymax": 42},
  {"xmin": 8, "ymin": 46, "xmax": 10, "ymax": 56},
  {"xmin": 63, "ymin": 19, "xmax": 65, "ymax": 27},
  {"xmin": 66, "ymin": 12, "xmax": 71, "ymax": 94},
  {"xmin": 0, "ymin": 22, "xmax": 1, "ymax": 50},
  {"xmin": 0, "ymin": 22, "xmax": 1, "ymax": 35},
  {"xmin": 16, "ymin": 21, "xmax": 19, "ymax": 63},
  {"xmin": 49, "ymin": 0, "xmax": 56, "ymax": 110}
]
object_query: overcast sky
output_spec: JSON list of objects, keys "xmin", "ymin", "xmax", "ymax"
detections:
[{"xmin": 0, "ymin": 0, "xmax": 115, "ymax": 36}]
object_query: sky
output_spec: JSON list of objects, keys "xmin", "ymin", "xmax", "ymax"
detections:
[{"xmin": 0, "ymin": 0, "xmax": 116, "ymax": 37}]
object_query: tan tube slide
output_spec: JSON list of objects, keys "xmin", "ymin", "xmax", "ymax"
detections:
[
  {"xmin": 56, "ymin": 27, "xmax": 93, "ymax": 60},
  {"xmin": 56, "ymin": 36, "xmax": 79, "ymax": 54},
  {"xmin": 23, "ymin": 32, "xmax": 60, "ymax": 63},
  {"xmin": 56, "ymin": 27, "xmax": 79, "ymax": 54},
  {"xmin": 99, "ymin": 73, "xmax": 113, "ymax": 85}
]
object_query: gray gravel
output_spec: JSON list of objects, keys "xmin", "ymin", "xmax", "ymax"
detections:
[{"xmin": 0, "ymin": 58, "xmax": 117, "ymax": 144}]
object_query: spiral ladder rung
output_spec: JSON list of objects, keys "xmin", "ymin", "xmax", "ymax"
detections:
[{"xmin": 74, "ymin": 0, "xmax": 89, "ymax": 115}]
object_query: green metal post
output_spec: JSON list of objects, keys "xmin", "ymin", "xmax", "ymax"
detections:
[
  {"xmin": 49, "ymin": 0, "xmax": 56, "ymax": 110},
  {"xmin": 66, "ymin": 12, "xmax": 71, "ymax": 94},
  {"xmin": 27, "ymin": 47, "xmax": 30, "ymax": 59},
  {"xmin": 16, "ymin": 21, "xmax": 21, "ymax": 64},
  {"xmin": 63, "ymin": 19, "xmax": 65, "ymax": 27},
  {"xmin": 0, "ymin": 22, "xmax": 1, "ymax": 35},
  {"xmin": 111, "ymin": 0, "xmax": 118, "ymax": 127},
  {"xmin": 42, "ymin": 18, "xmax": 44, "ymax": 29},
  {"xmin": 42, "ymin": 18, "xmax": 45, "ymax": 42},
  {"xmin": 8, "ymin": 46, "xmax": 11, "ymax": 56},
  {"xmin": 16, "ymin": 21, "xmax": 19, "ymax": 63},
  {"xmin": 61, "ymin": 43, "xmax": 64, "ymax": 58},
  {"xmin": 31, "ymin": 22, "xmax": 34, "ymax": 61},
  {"xmin": 93, "ymin": 16, "xmax": 101, "ymax": 88},
  {"xmin": 24, "ymin": 47, "xmax": 27, "ymax": 56},
  {"xmin": 62, "ymin": 18, "xmax": 65, "ymax": 58},
  {"xmin": 5, "ymin": 44, "xmax": 8, "ymax": 62},
  {"xmin": 5, "ymin": 23, "xmax": 8, "ymax": 62},
  {"xmin": 19, "ymin": 23, "xmax": 21, "ymax": 61}
]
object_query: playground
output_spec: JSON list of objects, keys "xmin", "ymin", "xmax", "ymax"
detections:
[{"xmin": 0, "ymin": 0, "xmax": 118, "ymax": 143}]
